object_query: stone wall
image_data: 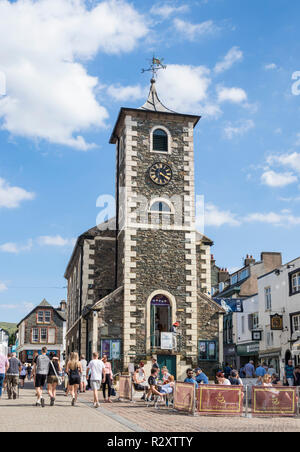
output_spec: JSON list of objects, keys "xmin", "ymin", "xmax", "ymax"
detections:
[{"xmin": 24, "ymin": 307, "xmax": 64, "ymax": 347}]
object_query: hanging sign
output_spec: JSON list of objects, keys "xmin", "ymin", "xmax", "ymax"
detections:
[
  {"xmin": 270, "ymin": 314, "xmax": 283, "ymax": 331},
  {"xmin": 161, "ymin": 332, "xmax": 173, "ymax": 350}
]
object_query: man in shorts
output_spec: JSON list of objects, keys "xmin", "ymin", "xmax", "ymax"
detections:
[
  {"xmin": 87, "ymin": 352, "xmax": 105, "ymax": 408},
  {"xmin": 33, "ymin": 347, "xmax": 50, "ymax": 407}
]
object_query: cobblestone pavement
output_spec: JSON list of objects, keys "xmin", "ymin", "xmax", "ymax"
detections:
[
  {"xmin": 1, "ymin": 383, "xmax": 300, "ymax": 432},
  {"xmin": 79, "ymin": 391, "xmax": 300, "ymax": 433},
  {"xmin": 0, "ymin": 383, "xmax": 136, "ymax": 432}
]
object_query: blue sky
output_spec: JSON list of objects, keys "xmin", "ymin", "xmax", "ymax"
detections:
[{"xmin": 0, "ymin": 0, "xmax": 300, "ymax": 322}]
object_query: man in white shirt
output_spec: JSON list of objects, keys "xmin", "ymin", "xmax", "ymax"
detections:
[{"xmin": 87, "ymin": 352, "xmax": 106, "ymax": 408}]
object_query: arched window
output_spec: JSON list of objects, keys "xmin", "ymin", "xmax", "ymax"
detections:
[
  {"xmin": 150, "ymin": 201, "xmax": 171, "ymax": 213},
  {"xmin": 153, "ymin": 128, "xmax": 168, "ymax": 153}
]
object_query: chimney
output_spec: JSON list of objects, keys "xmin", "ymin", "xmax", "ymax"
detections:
[
  {"xmin": 211, "ymin": 254, "xmax": 216, "ymax": 265},
  {"xmin": 261, "ymin": 252, "xmax": 282, "ymax": 273},
  {"xmin": 244, "ymin": 254, "xmax": 256, "ymax": 267},
  {"xmin": 219, "ymin": 268, "xmax": 229, "ymax": 283},
  {"xmin": 60, "ymin": 300, "xmax": 67, "ymax": 312}
]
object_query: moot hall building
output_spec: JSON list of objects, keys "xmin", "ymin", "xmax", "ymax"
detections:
[{"xmin": 65, "ymin": 75, "xmax": 224, "ymax": 379}]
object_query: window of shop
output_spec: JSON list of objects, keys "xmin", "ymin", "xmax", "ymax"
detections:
[
  {"xmin": 40, "ymin": 328, "xmax": 47, "ymax": 343},
  {"xmin": 32, "ymin": 328, "xmax": 39, "ymax": 343},
  {"xmin": 199, "ymin": 340, "xmax": 218, "ymax": 361}
]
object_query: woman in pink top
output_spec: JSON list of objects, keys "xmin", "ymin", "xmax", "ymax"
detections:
[{"xmin": 102, "ymin": 355, "xmax": 113, "ymax": 403}]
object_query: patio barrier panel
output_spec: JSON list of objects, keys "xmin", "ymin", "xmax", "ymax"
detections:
[
  {"xmin": 173, "ymin": 382, "xmax": 196, "ymax": 415},
  {"xmin": 252, "ymin": 386, "xmax": 298, "ymax": 417},
  {"xmin": 118, "ymin": 375, "xmax": 132, "ymax": 401},
  {"xmin": 197, "ymin": 385, "xmax": 244, "ymax": 416}
]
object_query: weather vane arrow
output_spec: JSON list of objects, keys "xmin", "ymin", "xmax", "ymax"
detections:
[{"xmin": 142, "ymin": 56, "xmax": 167, "ymax": 80}]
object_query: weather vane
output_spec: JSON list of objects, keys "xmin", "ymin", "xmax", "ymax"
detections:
[{"xmin": 142, "ymin": 56, "xmax": 167, "ymax": 80}]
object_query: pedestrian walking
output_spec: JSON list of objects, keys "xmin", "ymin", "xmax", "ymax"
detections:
[
  {"xmin": 47, "ymin": 352, "xmax": 61, "ymax": 406},
  {"xmin": 33, "ymin": 347, "xmax": 50, "ymax": 407},
  {"xmin": 66, "ymin": 352, "xmax": 82, "ymax": 406},
  {"xmin": 0, "ymin": 352, "xmax": 9, "ymax": 399},
  {"xmin": 284, "ymin": 360, "xmax": 295, "ymax": 386},
  {"xmin": 19, "ymin": 363, "xmax": 27, "ymax": 388},
  {"xmin": 26, "ymin": 363, "xmax": 32, "ymax": 381},
  {"xmin": 6, "ymin": 353, "xmax": 22, "ymax": 400},
  {"xmin": 102, "ymin": 354, "xmax": 113, "ymax": 403},
  {"xmin": 244, "ymin": 360, "xmax": 256, "ymax": 378},
  {"xmin": 294, "ymin": 366, "xmax": 300, "ymax": 386},
  {"xmin": 80, "ymin": 355, "xmax": 88, "ymax": 393},
  {"xmin": 229, "ymin": 370, "xmax": 243, "ymax": 386},
  {"xmin": 87, "ymin": 352, "xmax": 105, "ymax": 408}
]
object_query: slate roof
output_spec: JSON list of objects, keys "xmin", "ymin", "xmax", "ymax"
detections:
[{"xmin": 139, "ymin": 79, "xmax": 175, "ymax": 113}]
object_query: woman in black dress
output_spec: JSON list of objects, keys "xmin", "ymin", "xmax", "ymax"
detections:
[{"xmin": 66, "ymin": 352, "xmax": 82, "ymax": 406}]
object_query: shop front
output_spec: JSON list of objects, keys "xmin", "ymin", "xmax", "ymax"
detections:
[
  {"xmin": 223, "ymin": 344, "xmax": 237, "ymax": 368},
  {"xmin": 259, "ymin": 348, "xmax": 281, "ymax": 377},
  {"xmin": 236, "ymin": 342, "xmax": 260, "ymax": 369}
]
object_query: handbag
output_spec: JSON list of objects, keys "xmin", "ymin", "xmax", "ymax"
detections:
[{"xmin": 50, "ymin": 360, "xmax": 63, "ymax": 386}]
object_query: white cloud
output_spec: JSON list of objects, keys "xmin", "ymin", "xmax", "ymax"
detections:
[
  {"xmin": 0, "ymin": 239, "xmax": 33, "ymax": 254},
  {"xmin": 223, "ymin": 119, "xmax": 254, "ymax": 139},
  {"xmin": 214, "ymin": 47, "xmax": 243, "ymax": 74},
  {"xmin": 217, "ymin": 86, "xmax": 247, "ymax": 104},
  {"xmin": 0, "ymin": 0, "xmax": 148, "ymax": 150},
  {"xmin": 155, "ymin": 64, "xmax": 221, "ymax": 117},
  {"xmin": 267, "ymin": 152, "xmax": 300, "ymax": 174},
  {"xmin": 38, "ymin": 235, "xmax": 75, "ymax": 247},
  {"xmin": 244, "ymin": 211, "xmax": 300, "ymax": 227},
  {"xmin": 261, "ymin": 170, "xmax": 298, "ymax": 187},
  {"xmin": 173, "ymin": 18, "xmax": 217, "ymax": 41},
  {"xmin": 204, "ymin": 203, "xmax": 241, "ymax": 227},
  {"xmin": 0, "ymin": 178, "xmax": 35, "ymax": 208},
  {"xmin": 150, "ymin": 3, "xmax": 189, "ymax": 19},
  {"xmin": 0, "ymin": 282, "xmax": 8, "ymax": 293},
  {"xmin": 107, "ymin": 84, "xmax": 146, "ymax": 102}
]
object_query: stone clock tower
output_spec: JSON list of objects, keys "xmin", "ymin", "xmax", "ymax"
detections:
[{"xmin": 109, "ymin": 78, "xmax": 202, "ymax": 376}]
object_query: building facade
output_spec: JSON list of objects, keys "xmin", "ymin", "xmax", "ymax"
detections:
[
  {"xmin": 65, "ymin": 79, "xmax": 224, "ymax": 378},
  {"xmin": 216, "ymin": 252, "xmax": 282, "ymax": 368},
  {"xmin": 258, "ymin": 257, "xmax": 300, "ymax": 378},
  {"xmin": 17, "ymin": 299, "xmax": 66, "ymax": 363}
]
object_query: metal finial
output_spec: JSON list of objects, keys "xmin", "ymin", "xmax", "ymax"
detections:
[{"xmin": 142, "ymin": 56, "xmax": 167, "ymax": 80}]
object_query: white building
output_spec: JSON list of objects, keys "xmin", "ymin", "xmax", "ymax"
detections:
[
  {"xmin": 258, "ymin": 257, "xmax": 300, "ymax": 378},
  {"xmin": 236, "ymin": 294, "xmax": 260, "ymax": 368},
  {"xmin": 0, "ymin": 328, "xmax": 9, "ymax": 356}
]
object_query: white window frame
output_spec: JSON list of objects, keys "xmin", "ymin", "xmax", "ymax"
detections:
[
  {"xmin": 40, "ymin": 328, "xmax": 47, "ymax": 344},
  {"xmin": 32, "ymin": 328, "xmax": 39, "ymax": 344},
  {"xmin": 148, "ymin": 198, "xmax": 175, "ymax": 214},
  {"xmin": 150, "ymin": 125, "xmax": 172, "ymax": 155},
  {"xmin": 292, "ymin": 272, "xmax": 300, "ymax": 294},
  {"xmin": 292, "ymin": 314, "xmax": 300, "ymax": 333},
  {"xmin": 265, "ymin": 287, "xmax": 272, "ymax": 311}
]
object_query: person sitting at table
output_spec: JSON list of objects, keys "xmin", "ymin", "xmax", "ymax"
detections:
[
  {"xmin": 146, "ymin": 368, "xmax": 164, "ymax": 401},
  {"xmin": 133, "ymin": 366, "xmax": 148, "ymax": 400},
  {"xmin": 160, "ymin": 375, "xmax": 175, "ymax": 394},
  {"xmin": 161, "ymin": 366, "xmax": 170, "ymax": 383},
  {"xmin": 216, "ymin": 371, "xmax": 231, "ymax": 386}
]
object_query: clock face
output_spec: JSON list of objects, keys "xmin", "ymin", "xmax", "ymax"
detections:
[{"xmin": 149, "ymin": 162, "xmax": 172, "ymax": 186}]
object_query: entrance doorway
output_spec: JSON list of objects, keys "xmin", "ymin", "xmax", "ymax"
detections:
[
  {"xmin": 157, "ymin": 355, "xmax": 177, "ymax": 380},
  {"xmin": 150, "ymin": 295, "xmax": 171, "ymax": 348}
]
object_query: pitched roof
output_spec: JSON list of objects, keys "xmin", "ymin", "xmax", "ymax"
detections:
[
  {"xmin": 38, "ymin": 299, "xmax": 52, "ymax": 307},
  {"xmin": 139, "ymin": 79, "xmax": 175, "ymax": 113}
]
